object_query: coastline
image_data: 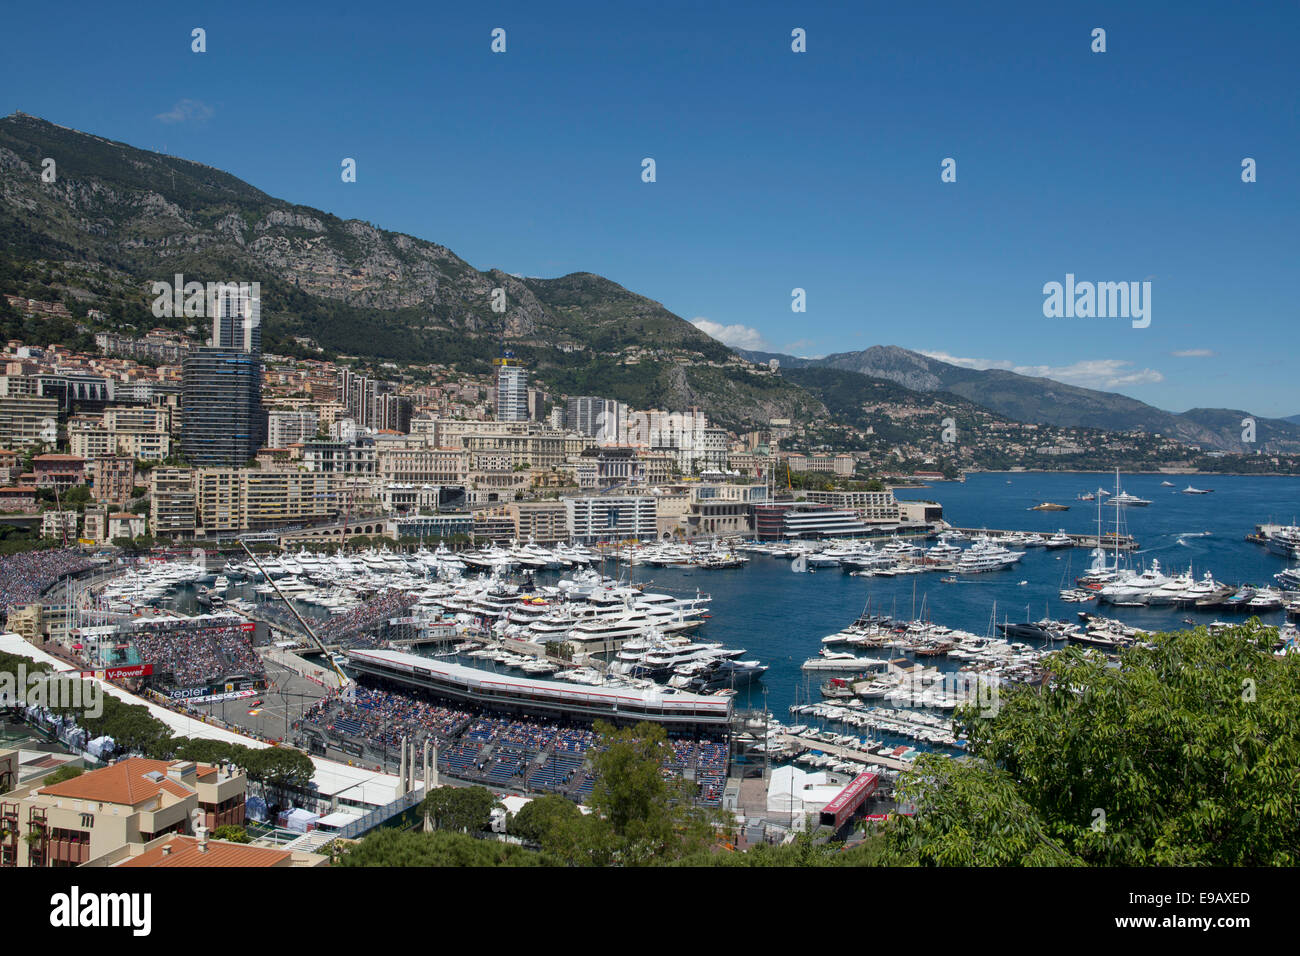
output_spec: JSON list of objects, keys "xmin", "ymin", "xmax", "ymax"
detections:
[{"xmin": 959, "ymin": 469, "xmax": 1300, "ymax": 478}]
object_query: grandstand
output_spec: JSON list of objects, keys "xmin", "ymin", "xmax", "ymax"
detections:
[
  {"xmin": 118, "ymin": 613, "xmax": 267, "ymax": 699},
  {"xmin": 346, "ymin": 647, "xmax": 732, "ymax": 728},
  {"xmin": 296, "ymin": 676, "xmax": 731, "ymax": 808},
  {"xmin": 318, "ymin": 590, "xmax": 419, "ymax": 649}
]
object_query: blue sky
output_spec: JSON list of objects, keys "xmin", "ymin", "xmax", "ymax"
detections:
[{"xmin": 3, "ymin": 0, "xmax": 1297, "ymax": 416}]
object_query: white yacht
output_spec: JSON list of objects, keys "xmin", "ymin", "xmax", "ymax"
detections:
[
  {"xmin": 955, "ymin": 538, "xmax": 1024, "ymax": 574},
  {"xmin": 1099, "ymin": 560, "xmax": 1171, "ymax": 605}
]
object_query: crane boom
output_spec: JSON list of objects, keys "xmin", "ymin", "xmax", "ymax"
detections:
[{"xmin": 238, "ymin": 540, "xmax": 351, "ymax": 687}]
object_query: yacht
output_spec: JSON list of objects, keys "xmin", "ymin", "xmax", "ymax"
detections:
[
  {"xmin": 1044, "ymin": 531, "xmax": 1074, "ymax": 549},
  {"xmin": 1098, "ymin": 560, "xmax": 1171, "ymax": 605},
  {"xmin": 1246, "ymin": 588, "xmax": 1284, "ymax": 612},
  {"xmin": 1265, "ymin": 527, "xmax": 1300, "ymax": 559},
  {"xmin": 955, "ymin": 538, "xmax": 1024, "ymax": 574},
  {"xmin": 1107, "ymin": 491, "xmax": 1152, "ymax": 507},
  {"xmin": 1221, "ymin": 587, "xmax": 1256, "ymax": 612}
]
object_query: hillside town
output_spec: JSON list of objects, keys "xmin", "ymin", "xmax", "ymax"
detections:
[{"xmin": 2, "ymin": 291, "xmax": 1294, "ymax": 558}]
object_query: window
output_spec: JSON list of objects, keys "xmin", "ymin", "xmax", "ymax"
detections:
[{"xmin": 80, "ymin": 813, "xmax": 94, "ymax": 828}]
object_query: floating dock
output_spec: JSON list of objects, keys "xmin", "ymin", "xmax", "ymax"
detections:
[{"xmin": 948, "ymin": 528, "xmax": 1139, "ymax": 551}]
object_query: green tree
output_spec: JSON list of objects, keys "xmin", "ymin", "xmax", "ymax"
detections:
[
  {"xmin": 243, "ymin": 747, "xmax": 315, "ymax": 805},
  {"xmin": 212, "ymin": 824, "xmax": 251, "ymax": 843},
  {"xmin": 41, "ymin": 764, "xmax": 85, "ymax": 786},
  {"xmin": 587, "ymin": 720, "xmax": 721, "ymax": 865},
  {"xmin": 967, "ymin": 622, "xmax": 1300, "ymax": 865},
  {"xmin": 62, "ymin": 485, "xmax": 92, "ymax": 509},
  {"xmin": 509, "ymin": 793, "xmax": 579, "ymax": 845},
  {"xmin": 880, "ymin": 754, "xmax": 1079, "ymax": 866},
  {"xmin": 508, "ymin": 793, "xmax": 613, "ymax": 864},
  {"xmin": 335, "ymin": 828, "xmax": 553, "ymax": 866},
  {"xmin": 895, "ymin": 621, "xmax": 1300, "ymax": 866},
  {"xmin": 419, "ymin": 785, "xmax": 501, "ymax": 834}
]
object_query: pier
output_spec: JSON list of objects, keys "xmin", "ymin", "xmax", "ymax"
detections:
[
  {"xmin": 948, "ymin": 528, "xmax": 1138, "ymax": 550},
  {"xmin": 773, "ymin": 733, "xmax": 915, "ymax": 772}
]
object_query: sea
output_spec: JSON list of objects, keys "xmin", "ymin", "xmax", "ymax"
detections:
[
  {"xmin": 164, "ymin": 471, "xmax": 1299, "ymax": 744},
  {"xmin": 612, "ymin": 471, "xmax": 1300, "ymax": 720}
]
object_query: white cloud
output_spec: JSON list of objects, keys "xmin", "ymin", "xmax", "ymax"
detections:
[
  {"xmin": 155, "ymin": 99, "xmax": 214, "ymax": 124},
  {"xmin": 920, "ymin": 350, "xmax": 1015, "ymax": 371},
  {"xmin": 1171, "ymin": 349, "xmax": 1214, "ymax": 358},
  {"xmin": 690, "ymin": 318, "xmax": 767, "ymax": 351},
  {"xmin": 920, "ymin": 351, "xmax": 1163, "ymax": 389},
  {"xmin": 780, "ymin": 339, "xmax": 823, "ymax": 359}
]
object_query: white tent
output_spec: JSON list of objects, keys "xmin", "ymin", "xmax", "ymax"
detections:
[
  {"xmin": 766, "ymin": 766, "xmax": 842, "ymax": 819},
  {"xmin": 281, "ymin": 807, "xmax": 320, "ymax": 832}
]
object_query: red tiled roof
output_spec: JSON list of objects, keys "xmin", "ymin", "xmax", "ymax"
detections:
[
  {"xmin": 38, "ymin": 757, "xmax": 200, "ymax": 807},
  {"xmin": 119, "ymin": 835, "xmax": 290, "ymax": 868}
]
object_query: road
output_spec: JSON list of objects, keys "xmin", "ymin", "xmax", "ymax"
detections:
[{"xmin": 184, "ymin": 659, "xmax": 328, "ymax": 744}]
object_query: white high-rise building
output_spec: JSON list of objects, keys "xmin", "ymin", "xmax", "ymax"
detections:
[
  {"xmin": 267, "ymin": 409, "xmax": 319, "ymax": 448},
  {"xmin": 212, "ymin": 285, "xmax": 261, "ymax": 353},
  {"xmin": 495, "ymin": 356, "xmax": 528, "ymax": 422}
]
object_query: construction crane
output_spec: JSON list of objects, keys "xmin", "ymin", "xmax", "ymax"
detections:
[
  {"xmin": 52, "ymin": 483, "xmax": 69, "ymax": 547},
  {"xmin": 238, "ymin": 540, "xmax": 351, "ymax": 689}
]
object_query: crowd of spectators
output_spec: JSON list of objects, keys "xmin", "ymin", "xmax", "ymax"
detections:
[
  {"xmin": 129, "ymin": 620, "xmax": 264, "ymax": 688},
  {"xmin": 0, "ymin": 548, "xmax": 100, "ymax": 613},
  {"xmin": 317, "ymin": 590, "xmax": 419, "ymax": 647},
  {"xmin": 301, "ymin": 685, "xmax": 472, "ymax": 752},
  {"xmin": 297, "ymin": 677, "xmax": 729, "ymax": 808}
]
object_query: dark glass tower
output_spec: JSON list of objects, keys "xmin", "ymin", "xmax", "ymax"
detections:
[{"xmin": 181, "ymin": 348, "xmax": 266, "ymax": 466}]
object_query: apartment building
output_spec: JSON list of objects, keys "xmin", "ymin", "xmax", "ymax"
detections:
[
  {"xmin": 682, "ymin": 482, "xmax": 769, "ymax": 537},
  {"xmin": 194, "ymin": 469, "xmax": 343, "ymax": 533},
  {"xmin": 803, "ymin": 489, "xmax": 901, "ymax": 523},
  {"xmin": 149, "ymin": 468, "xmax": 197, "ymax": 538},
  {"xmin": 91, "ymin": 455, "xmax": 135, "ymax": 505},
  {"xmin": 377, "ymin": 447, "xmax": 469, "ymax": 484},
  {"xmin": 432, "ymin": 418, "xmax": 533, "ymax": 449},
  {"xmin": 0, "ymin": 394, "xmax": 58, "ymax": 447},
  {"xmin": 464, "ymin": 433, "xmax": 589, "ymax": 471},
  {"xmin": 506, "ymin": 500, "xmax": 568, "ymax": 543},
  {"xmin": 300, "ymin": 440, "xmax": 378, "ymax": 476},
  {"xmin": 267, "ymin": 409, "xmax": 320, "ymax": 448},
  {"xmin": 69, "ymin": 405, "xmax": 173, "ymax": 461},
  {"xmin": 32, "ymin": 454, "xmax": 86, "ymax": 490},
  {"xmin": 0, "ymin": 757, "xmax": 245, "ymax": 868},
  {"xmin": 783, "ymin": 452, "xmax": 856, "ymax": 476},
  {"xmin": 82, "ymin": 505, "xmax": 109, "ymax": 545},
  {"xmin": 564, "ymin": 494, "xmax": 658, "ymax": 543},
  {"xmin": 40, "ymin": 510, "xmax": 79, "ymax": 539}
]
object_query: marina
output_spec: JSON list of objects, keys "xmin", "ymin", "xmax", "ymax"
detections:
[{"xmin": 60, "ymin": 471, "xmax": 1300, "ymax": 790}]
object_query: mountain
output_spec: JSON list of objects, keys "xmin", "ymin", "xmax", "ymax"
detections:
[
  {"xmin": 740, "ymin": 345, "xmax": 1300, "ymax": 454},
  {"xmin": 0, "ymin": 112, "xmax": 822, "ymax": 430}
]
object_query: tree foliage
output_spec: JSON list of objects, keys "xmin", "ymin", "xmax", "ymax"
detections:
[
  {"xmin": 881, "ymin": 754, "xmax": 1079, "ymax": 866},
  {"xmin": 508, "ymin": 793, "xmax": 613, "ymax": 866},
  {"xmin": 587, "ymin": 721, "xmax": 722, "ymax": 865},
  {"xmin": 419, "ymin": 785, "xmax": 501, "ymax": 834},
  {"xmin": 212, "ymin": 824, "xmax": 251, "ymax": 843},
  {"xmin": 892, "ymin": 622, "xmax": 1300, "ymax": 866},
  {"xmin": 41, "ymin": 764, "xmax": 85, "ymax": 786},
  {"xmin": 335, "ymin": 828, "xmax": 554, "ymax": 867}
]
